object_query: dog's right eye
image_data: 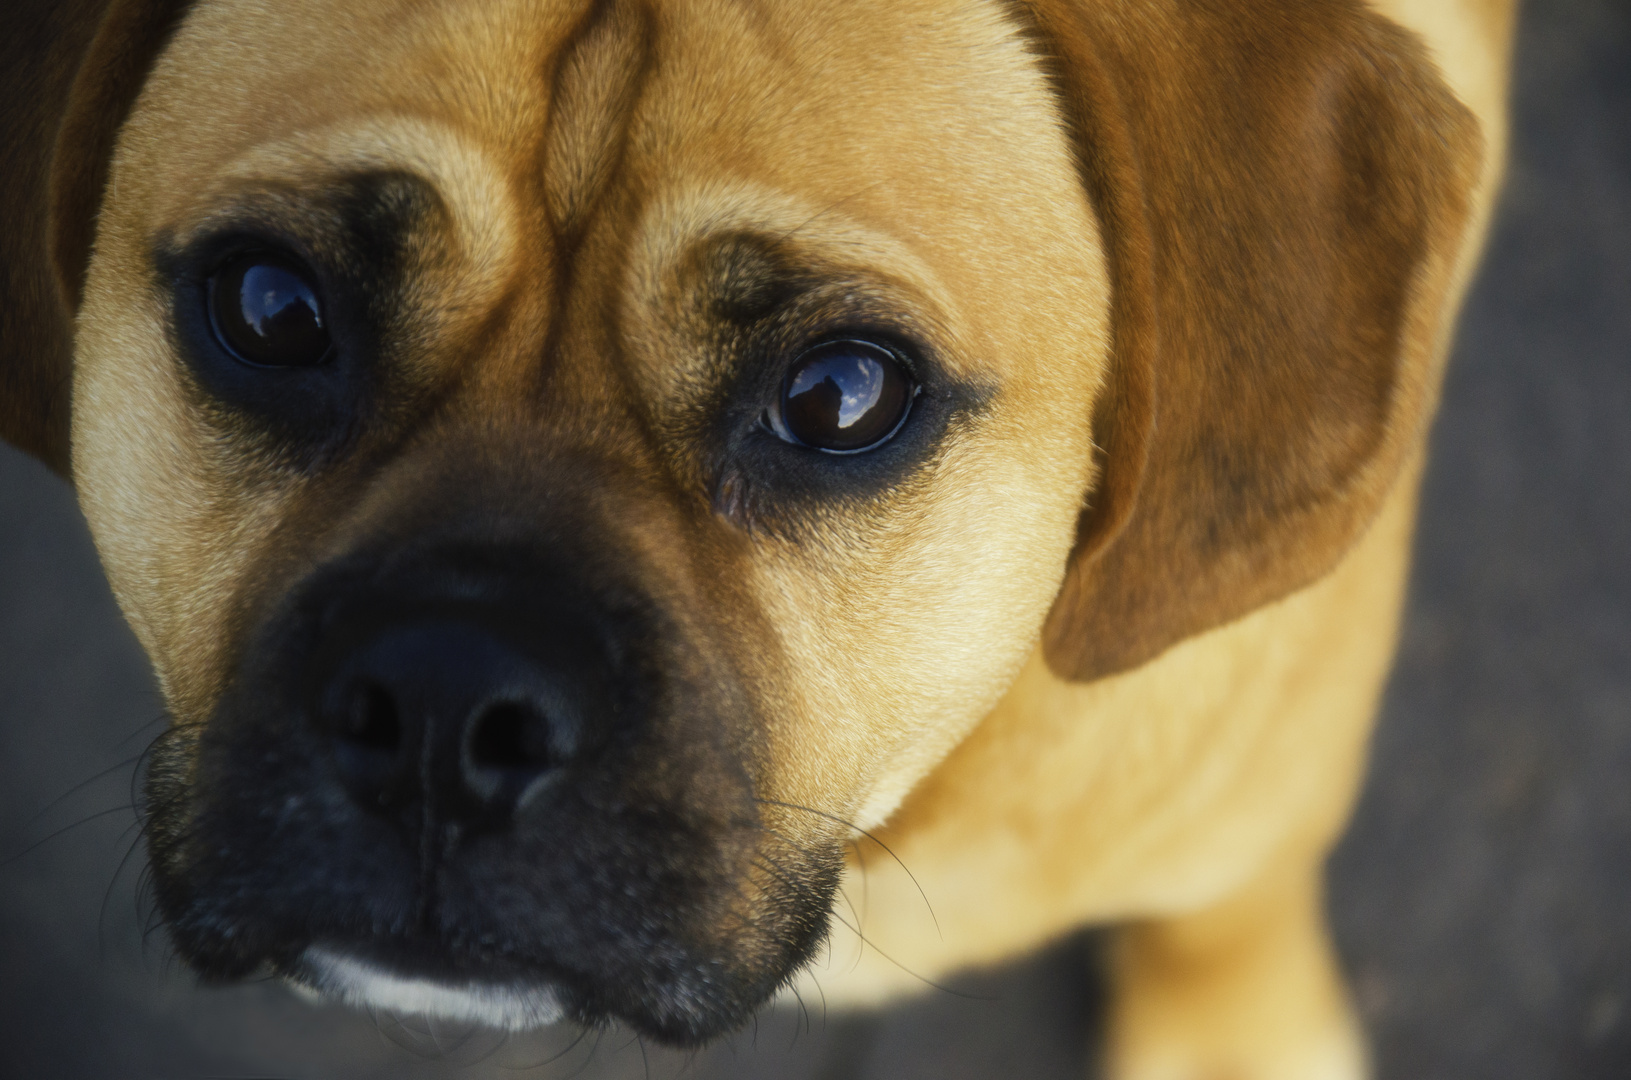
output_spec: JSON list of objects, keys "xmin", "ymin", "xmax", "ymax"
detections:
[
  {"xmin": 764, "ymin": 339, "xmax": 917, "ymax": 453},
  {"xmin": 207, "ymin": 253, "xmax": 333, "ymax": 367}
]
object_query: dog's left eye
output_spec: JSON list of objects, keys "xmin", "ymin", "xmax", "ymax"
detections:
[{"xmin": 207, "ymin": 252, "xmax": 332, "ymax": 367}]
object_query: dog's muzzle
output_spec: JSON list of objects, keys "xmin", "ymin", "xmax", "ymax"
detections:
[{"xmin": 143, "ymin": 540, "xmax": 839, "ymax": 1045}]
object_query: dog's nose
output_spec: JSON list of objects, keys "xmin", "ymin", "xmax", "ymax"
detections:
[{"xmin": 317, "ymin": 622, "xmax": 581, "ymax": 825}]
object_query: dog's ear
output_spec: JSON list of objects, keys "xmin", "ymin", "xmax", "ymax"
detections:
[
  {"xmin": 0, "ymin": 0, "xmax": 192, "ymax": 476},
  {"xmin": 1014, "ymin": 0, "xmax": 1483, "ymax": 681}
]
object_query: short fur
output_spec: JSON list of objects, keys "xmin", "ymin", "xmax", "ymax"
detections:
[{"xmin": 0, "ymin": 0, "xmax": 1514, "ymax": 1075}]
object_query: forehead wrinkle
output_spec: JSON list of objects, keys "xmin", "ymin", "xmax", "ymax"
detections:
[
  {"xmin": 541, "ymin": 0, "xmax": 657, "ymax": 241},
  {"xmin": 428, "ymin": 0, "xmax": 658, "ymax": 429}
]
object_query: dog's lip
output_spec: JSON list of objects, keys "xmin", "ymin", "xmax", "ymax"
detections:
[{"xmin": 288, "ymin": 945, "xmax": 565, "ymax": 1031}]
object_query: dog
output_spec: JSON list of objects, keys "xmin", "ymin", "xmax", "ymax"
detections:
[{"xmin": 1, "ymin": 0, "xmax": 1513, "ymax": 1075}]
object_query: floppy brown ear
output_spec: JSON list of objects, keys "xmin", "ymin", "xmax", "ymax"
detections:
[
  {"xmin": 1013, "ymin": 0, "xmax": 1484, "ymax": 681},
  {"xmin": 0, "ymin": 0, "xmax": 193, "ymax": 476}
]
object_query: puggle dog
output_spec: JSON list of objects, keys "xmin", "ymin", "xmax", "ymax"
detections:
[{"xmin": 2, "ymin": 0, "xmax": 1512, "ymax": 1076}]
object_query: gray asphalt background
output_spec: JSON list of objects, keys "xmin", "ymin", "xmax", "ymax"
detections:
[{"xmin": 1, "ymin": 0, "xmax": 1626, "ymax": 1076}]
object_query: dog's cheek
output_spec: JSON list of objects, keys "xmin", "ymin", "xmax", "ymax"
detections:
[
  {"xmin": 74, "ymin": 240, "xmax": 304, "ymax": 721},
  {"xmin": 743, "ymin": 429, "xmax": 1096, "ymax": 831}
]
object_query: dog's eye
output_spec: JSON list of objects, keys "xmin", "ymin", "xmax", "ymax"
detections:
[
  {"xmin": 207, "ymin": 253, "xmax": 332, "ymax": 367},
  {"xmin": 766, "ymin": 339, "xmax": 916, "ymax": 453}
]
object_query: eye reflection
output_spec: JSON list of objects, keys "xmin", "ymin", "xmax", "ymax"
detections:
[
  {"xmin": 207, "ymin": 253, "xmax": 331, "ymax": 367},
  {"xmin": 243, "ymin": 267, "xmax": 313, "ymax": 336},
  {"xmin": 773, "ymin": 339, "xmax": 915, "ymax": 453}
]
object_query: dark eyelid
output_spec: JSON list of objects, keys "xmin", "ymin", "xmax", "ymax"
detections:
[{"xmin": 149, "ymin": 169, "xmax": 444, "ymax": 292}]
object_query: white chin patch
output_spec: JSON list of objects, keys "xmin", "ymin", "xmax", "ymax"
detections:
[{"xmin": 293, "ymin": 946, "xmax": 565, "ymax": 1031}]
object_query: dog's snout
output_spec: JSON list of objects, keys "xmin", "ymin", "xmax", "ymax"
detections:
[
  {"xmin": 317, "ymin": 622, "xmax": 580, "ymax": 825},
  {"xmin": 149, "ymin": 539, "xmax": 797, "ymax": 1041}
]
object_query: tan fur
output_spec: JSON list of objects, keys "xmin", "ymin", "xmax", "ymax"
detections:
[
  {"xmin": 805, "ymin": 452, "xmax": 1426, "ymax": 1077},
  {"xmin": 0, "ymin": 0, "xmax": 1513, "ymax": 1074},
  {"xmin": 77, "ymin": 0, "xmax": 1112, "ymax": 830},
  {"xmin": 801, "ymin": 8, "xmax": 1517, "ymax": 1078}
]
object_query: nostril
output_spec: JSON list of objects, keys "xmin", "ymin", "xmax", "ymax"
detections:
[
  {"xmin": 328, "ymin": 680, "xmax": 407, "ymax": 808},
  {"xmin": 316, "ymin": 620, "xmax": 588, "ymax": 822},
  {"xmin": 342, "ymin": 681, "xmax": 400, "ymax": 751},
  {"xmin": 463, "ymin": 700, "xmax": 564, "ymax": 811},
  {"xmin": 468, "ymin": 701, "xmax": 553, "ymax": 775}
]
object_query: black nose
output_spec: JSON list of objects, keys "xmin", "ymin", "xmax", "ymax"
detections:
[{"xmin": 317, "ymin": 622, "xmax": 582, "ymax": 826}]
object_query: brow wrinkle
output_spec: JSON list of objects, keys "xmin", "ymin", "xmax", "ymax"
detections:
[{"xmin": 542, "ymin": 0, "xmax": 656, "ymax": 241}]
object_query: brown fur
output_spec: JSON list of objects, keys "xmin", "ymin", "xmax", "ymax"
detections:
[
  {"xmin": 1021, "ymin": 0, "xmax": 1483, "ymax": 681},
  {"xmin": 0, "ymin": 0, "xmax": 192, "ymax": 473},
  {"xmin": 1, "ymin": 0, "xmax": 1512, "ymax": 1074}
]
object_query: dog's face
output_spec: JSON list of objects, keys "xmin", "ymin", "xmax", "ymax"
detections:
[
  {"xmin": 3, "ymin": 0, "xmax": 1478, "ymax": 1047},
  {"xmin": 71, "ymin": 0, "xmax": 1107, "ymax": 1040}
]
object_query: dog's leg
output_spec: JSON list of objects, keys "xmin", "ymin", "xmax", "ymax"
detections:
[{"xmin": 1104, "ymin": 859, "xmax": 1363, "ymax": 1080}]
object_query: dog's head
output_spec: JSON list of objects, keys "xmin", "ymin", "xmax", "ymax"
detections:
[{"xmin": 2, "ymin": 0, "xmax": 1477, "ymax": 1044}]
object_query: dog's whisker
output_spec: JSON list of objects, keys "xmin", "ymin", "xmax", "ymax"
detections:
[
  {"xmin": 558, "ymin": 1024, "xmax": 608, "ymax": 1080},
  {"xmin": 755, "ymin": 797, "xmax": 941, "ymax": 940},
  {"xmin": 24, "ymin": 751, "xmax": 148, "ymax": 828},
  {"xmin": 374, "ymin": 1008, "xmax": 438, "ymax": 1058},
  {"xmin": 790, "ymin": 980, "xmax": 816, "ymax": 1051},
  {"xmin": 424, "ymin": 1012, "xmax": 460, "ymax": 1058},
  {"xmin": 833, "ymin": 886, "xmax": 866, "ymax": 961},
  {"xmin": 494, "ymin": 1024, "xmax": 591, "ymax": 1073},
  {"xmin": 98, "ymin": 816, "xmax": 149, "ymax": 962},
  {"xmin": 809, "ymin": 968, "xmax": 829, "ymax": 1029},
  {"xmin": 852, "ymin": 839, "xmax": 873, "ymax": 932},
  {"xmin": 109, "ymin": 708, "xmax": 172, "ymax": 748},
  {"xmin": 671, "ymin": 1042, "xmax": 704, "ymax": 1079},
  {"xmin": 819, "ymin": 904, "xmax": 995, "ymax": 1002},
  {"xmin": 2, "ymin": 804, "xmax": 139, "ymax": 868}
]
